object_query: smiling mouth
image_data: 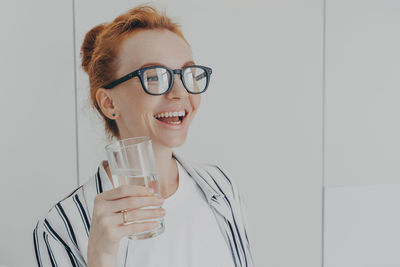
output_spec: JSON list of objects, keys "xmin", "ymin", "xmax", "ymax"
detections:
[{"xmin": 154, "ymin": 112, "xmax": 188, "ymax": 125}]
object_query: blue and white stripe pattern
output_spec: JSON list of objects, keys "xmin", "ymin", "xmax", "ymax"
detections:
[{"xmin": 33, "ymin": 151, "xmax": 255, "ymax": 266}]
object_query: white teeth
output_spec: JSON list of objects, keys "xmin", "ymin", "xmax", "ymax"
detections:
[{"xmin": 155, "ymin": 110, "xmax": 186, "ymax": 118}]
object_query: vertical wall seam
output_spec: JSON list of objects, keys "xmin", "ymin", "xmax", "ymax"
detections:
[
  {"xmin": 321, "ymin": 0, "xmax": 327, "ymax": 266},
  {"xmin": 72, "ymin": 0, "xmax": 80, "ymax": 187}
]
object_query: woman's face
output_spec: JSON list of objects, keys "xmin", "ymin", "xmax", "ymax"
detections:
[{"xmin": 102, "ymin": 29, "xmax": 200, "ymax": 148}]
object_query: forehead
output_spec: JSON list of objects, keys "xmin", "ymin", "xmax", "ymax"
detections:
[{"xmin": 116, "ymin": 29, "xmax": 193, "ymax": 76}]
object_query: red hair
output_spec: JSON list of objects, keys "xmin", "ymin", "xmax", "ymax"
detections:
[{"xmin": 80, "ymin": 4, "xmax": 189, "ymax": 140}]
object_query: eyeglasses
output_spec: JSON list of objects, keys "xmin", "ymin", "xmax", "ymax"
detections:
[{"xmin": 103, "ymin": 64, "xmax": 213, "ymax": 95}]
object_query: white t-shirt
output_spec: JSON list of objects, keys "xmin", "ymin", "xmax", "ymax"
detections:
[{"xmin": 120, "ymin": 160, "xmax": 236, "ymax": 267}]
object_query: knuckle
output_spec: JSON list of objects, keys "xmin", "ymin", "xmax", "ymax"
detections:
[
  {"xmin": 117, "ymin": 186, "xmax": 129, "ymax": 195},
  {"xmin": 129, "ymin": 209, "xmax": 139, "ymax": 220},
  {"xmin": 156, "ymin": 209, "xmax": 165, "ymax": 217},
  {"xmin": 130, "ymin": 184, "xmax": 143, "ymax": 191},
  {"xmin": 130, "ymin": 196, "xmax": 138, "ymax": 205},
  {"xmin": 133, "ymin": 197, "xmax": 144, "ymax": 207},
  {"xmin": 153, "ymin": 197, "xmax": 163, "ymax": 205},
  {"xmin": 127, "ymin": 197, "xmax": 138, "ymax": 208},
  {"xmin": 94, "ymin": 201, "xmax": 106, "ymax": 213},
  {"xmin": 94, "ymin": 195, "xmax": 102, "ymax": 204},
  {"xmin": 148, "ymin": 197, "xmax": 158, "ymax": 207},
  {"xmin": 152, "ymin": 209, "xmax": 161, "ymax": 216}
]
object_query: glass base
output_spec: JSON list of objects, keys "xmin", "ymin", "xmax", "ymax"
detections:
[{"xmin": 128, "ymin": 220, "xmax": 165, "ymax": 240}]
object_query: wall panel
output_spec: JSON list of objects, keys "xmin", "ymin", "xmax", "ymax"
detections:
[{"xmin": 0, "ymin": 1, "xmax": 77, "ymax": 266}]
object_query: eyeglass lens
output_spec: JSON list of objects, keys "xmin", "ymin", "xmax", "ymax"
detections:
[{"xmin": 142, "ymin": 67, "xmax": 207, "ymax": 94}]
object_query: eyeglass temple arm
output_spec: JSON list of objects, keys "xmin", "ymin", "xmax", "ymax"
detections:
[{"xmin": 104, "ymin": 71, "xmax": 138, "ymax": 89}]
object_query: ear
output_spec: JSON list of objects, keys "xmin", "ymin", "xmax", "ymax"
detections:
[{"xmin": 96, "ymin": 88, "xmax": 118, "ymax": 119}]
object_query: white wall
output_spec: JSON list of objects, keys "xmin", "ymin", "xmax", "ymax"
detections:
[
  {"xmin": 324, "ymin": 184, "xmax": 400, "ymax": 267},
  {"xmin": 0, "ymin": 1, "xmax": 77, "ymax": 266},
  {"xmin": 3, "ymin": 0, "xmax": 398, "ymax": 267},
  {"xmin": 325, "ymin": 0, "xmax": 400, "ymax": 187},
  {"xmin": 323, "ymin": 1, "xmax": 400, "ymax": 266}
]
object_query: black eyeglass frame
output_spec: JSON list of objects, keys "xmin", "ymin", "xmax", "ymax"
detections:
[{"xmin": 103, "ymin": 64, "xmax": 213, "ymax": 95}]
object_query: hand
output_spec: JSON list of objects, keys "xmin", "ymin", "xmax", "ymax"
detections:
[{"xmin": 87, "ymin": 185, "xmax": 165, "ymax": 267}]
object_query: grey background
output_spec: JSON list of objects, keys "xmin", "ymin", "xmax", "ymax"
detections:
[{"xmin": 0, "ymin": 0, "xmax": 399, "ymax": 266}]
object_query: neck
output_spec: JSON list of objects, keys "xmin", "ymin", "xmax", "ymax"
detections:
[{"xmin": 152, "ymin": 143, "xmax": 179, "ymax": 198}]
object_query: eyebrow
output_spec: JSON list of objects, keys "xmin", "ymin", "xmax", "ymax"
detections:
[{"xmin": 138, "ymin": 60, "xmax": 196, "ymax": 69}]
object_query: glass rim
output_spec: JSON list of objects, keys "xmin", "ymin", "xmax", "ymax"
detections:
[
  {"xmin": 105, "ymin": 136, "xmax": 151, "ymax": 151},
  {"xmin": 143, "ymin": 68, "xmax": 208, "ymax": 93}
]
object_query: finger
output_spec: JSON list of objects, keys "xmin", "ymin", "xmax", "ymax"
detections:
[
  {"xmin": 106, "ymin": 195, "xmax": 165, "ymax": 213},
  {"xmin": 108, "ymin": 207, "xmax": 166, "ymax": 226},
  {"xmin": 118, "ymin": 221, "xmax": 161, "ymax": 238},
  {"xmin": 101, "ymin": 185, "xmax": 156, "ymax": 201}
]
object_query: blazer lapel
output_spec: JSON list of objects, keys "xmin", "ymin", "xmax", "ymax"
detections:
[{"xmin": 172, "ymin": 151, "xmax": 234, "ymax": 223}]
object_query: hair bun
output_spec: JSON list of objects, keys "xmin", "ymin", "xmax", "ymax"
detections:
[{"xmin": 80, "ymin": 24, "xmax": 106, "ymax": 73}]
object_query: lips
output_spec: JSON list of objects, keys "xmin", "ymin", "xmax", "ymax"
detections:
[
  {"xmin": 154, "ymin": 111, "xmax": 189, "ymax": 128},
  {"xmin": 153, "ymin": 106, "xmax": 190, "ymax": 118},
  {"xmin": 155, "ymin": 111, "xmax": 187, "ymax": 123}
]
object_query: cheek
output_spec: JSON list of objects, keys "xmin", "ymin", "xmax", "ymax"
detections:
[
  {"xmin": 120, "ymin": 94, "xmax": 141, "ymax": 116},
  {"xmin": 191, "ymin": 95, "xmax": 201, "ymax": 111},
  {"xmin": 131, "ymin": 97, "xmax": 161, "ymax": 122},
  {"xmin": 120, "ymin": 86, "xmax": 155, "ymax": 114}
]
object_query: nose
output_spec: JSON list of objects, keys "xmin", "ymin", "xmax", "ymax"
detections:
[{"xmin": 167, "ymin": 73, "xmax": 188, "ymax": 99}]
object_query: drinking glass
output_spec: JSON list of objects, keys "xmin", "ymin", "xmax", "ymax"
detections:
[{"xmin": 105, "ymin": 136, "xmax": 164, "ymax": 240}]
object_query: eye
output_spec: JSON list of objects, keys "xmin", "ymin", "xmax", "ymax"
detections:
[{"xmin": 147, "ymin": 76, "xmax": 159, "ymax": 82}]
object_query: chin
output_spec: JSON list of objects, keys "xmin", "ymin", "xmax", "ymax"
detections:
[{"xmin": 161, "ymin": 134, "xmax": 187, "ymax": 148}]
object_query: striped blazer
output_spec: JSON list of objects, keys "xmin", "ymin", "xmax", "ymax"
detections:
[{"xmin": 33, "ymin": 151, "xmax": 256, "ymax": 267}]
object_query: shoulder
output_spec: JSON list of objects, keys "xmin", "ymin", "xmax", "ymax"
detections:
[
  {"xmin": 33, "ymin": 185, "xmax": 89, "ymax": 265},
  {"xmin": 34, "ymin": 184, "xmax": 84, "ymax": 234},
  {"xmin": 199, "ymin": 162, "xmax": 234, "ymax": 185},
  {"xmin": 194, "ymin": 161, "xmax": 241, "ymax": 201},
  {"xmin": 33, "ymin": 181, "xmax": 92, "ymax": 255},
  {"xmin": 35, "ymin": 169, "xmax": 99, "ymax": 230},
  {"xmin": 175, "ymin": 152, "xmax": 244, "ymax": 202}
]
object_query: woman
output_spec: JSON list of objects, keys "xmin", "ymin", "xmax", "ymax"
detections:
[{"xmin": 33, "ymin": 5, "xmax": 255, "ymax": 267}]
